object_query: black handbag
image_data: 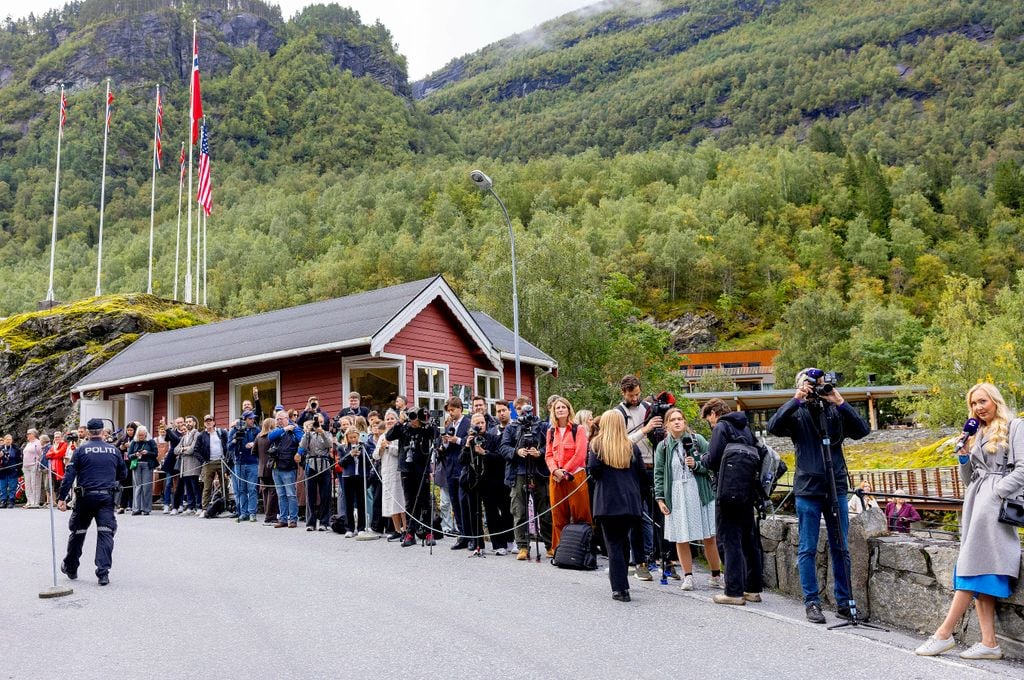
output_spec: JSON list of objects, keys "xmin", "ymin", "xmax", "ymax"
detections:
[{"xmin": 997, "ymin": 426, "xmax": 1024, "ymax": 528}]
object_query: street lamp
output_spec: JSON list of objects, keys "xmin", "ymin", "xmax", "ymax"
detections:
[{"xmin": 470, "ymin": 170, "xmax": 522, "ymax": 399}]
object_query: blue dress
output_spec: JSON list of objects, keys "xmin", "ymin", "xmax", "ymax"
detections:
[{"xmin": 953, "ymin": 567, "xmax": 1013, "ymax": 598}]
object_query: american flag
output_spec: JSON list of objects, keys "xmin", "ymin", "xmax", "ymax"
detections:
[
  {"xmin": 196, "ymin": 123, "xmax": 211, "ymax": 216},
  {"xmin": 178, "ymin": 142, "xmax": 186, "ymax": 185},
  {"xmin": 59, "ymin": 88, "xmax": 68, "ymax": 129},
  {"xmin": 155, "ymin": 90, "xmax": 164, "ymax": 169},
  {"xmin": 105, "ymin": 89, "xmax": 114, "ymax": 131}
]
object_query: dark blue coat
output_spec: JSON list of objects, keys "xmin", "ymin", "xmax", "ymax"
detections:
[
  {"xmin": 59, "ymin": 438, "xmax": 127, "ymax": 500},
  {"xmin": 195, "ymin": 429, "xmax": 229, "ymax": 465},
  {"xmin": 228, "ymin": 425, "xmax": 260, "ymax": 466},
  {"xmin": 440, "ymin": 416, "xmax": 471, "ymax": 480},
  {"xmin": 338, "ymin": 443, "xmax": 368, "ymax": 478},
  {"xmin": 0, "ymin": 444, "xmax": 22, "ymax": 479},
  {"xmin": 767, "ymin": 398, "xmax": 870, "ymax": 497}
]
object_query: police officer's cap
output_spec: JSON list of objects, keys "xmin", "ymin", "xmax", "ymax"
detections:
[{"xmin": 86, "ymin": 418, "xmax": 105, "ymax": 431}]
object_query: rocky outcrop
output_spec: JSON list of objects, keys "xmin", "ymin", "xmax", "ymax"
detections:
[
  {"xmin": 28, "ymin": 2, "xmax": 408, "ymax": 98},
  {"xmin": 0, "ymin": 295, "xmax": 216, "ymax": 436},
  {"xmin": 645, "ymin": 312, "xmax": 722, "ymax": 353},
  {"xmin": 760, "ymin": 512, "xmax": 1024, "ymax": 659}
]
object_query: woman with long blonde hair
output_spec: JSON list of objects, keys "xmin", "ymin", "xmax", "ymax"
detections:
[
  {"xmin": 588, "ymin": 410, "xmax": 648, "ymax": 602},
  {"xmin": 916, "ymin": 383, "xmax": 1024, "ymax": 660}
]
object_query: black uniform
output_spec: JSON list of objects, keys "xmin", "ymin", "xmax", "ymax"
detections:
[{"xmin": 59, "ymin": 436, "xmax": 127, "ymax": 581}]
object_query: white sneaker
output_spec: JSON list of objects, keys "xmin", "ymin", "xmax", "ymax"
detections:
[
  {"xmin": 495, "ymin": 548, "xmax": 507, "ymax": 556},
  {"xmin": 708, "ymin": 575, "xmax": 724, "ymax": 589},
  {"xmin": 914, "ymin": 635, "xmax": 956, "ymax": 657},
  {"xmin": 680, "ymin": 575, "xmax": 694, "ymax": 591},
  {"xmin": 162, "ymin": 506, "xmax": 171, "ymax": 514},
  {"xmin": 169, "ymin": 508, "xmax": 178, "ymax": 515},
  {"xmin": 196, "ymin": 509, "xmax": 205, "ymax": 518},
  {"xmin": 959, "ymin": 642, "xmax": 1002, "ymax": 660},
  {"xmin": 345, "ymin": 531, "xmax": 354, "ymax": 538}
]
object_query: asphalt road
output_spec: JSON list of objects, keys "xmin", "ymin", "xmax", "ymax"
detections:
[{"xmin": 3, "ymin": 507, "xmax": 1019, "ymax": 679}]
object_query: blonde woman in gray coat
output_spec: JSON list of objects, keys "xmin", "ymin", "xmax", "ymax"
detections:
[{"xmin": 916, "ymin": 383, "xmax": 1024, "ymax": 660}]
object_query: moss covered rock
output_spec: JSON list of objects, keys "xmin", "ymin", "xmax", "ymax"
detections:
[{"xmin": 0, "ymin": 295, "xmax": 218, "ymax": 437}]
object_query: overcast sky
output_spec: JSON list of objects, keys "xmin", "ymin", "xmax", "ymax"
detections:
[{"xmin": 6, "ymin": 1, "xmax": 600, "ymax": 79}]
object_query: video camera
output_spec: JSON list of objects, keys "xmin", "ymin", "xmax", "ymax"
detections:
[
  {"xmin": 516, "ymin": 405, "xmax": 542, "ymax": 450},
  {"xmin": 644, "ymin": 391, "xmax": 675, "ymax": 443},
  {"xmin": 65, "ymin": 432, "xmax": 79, "ymax": 444},
  {"xmin": 472, "ymin": 424, "xmax": 487, "ymax": 448}
]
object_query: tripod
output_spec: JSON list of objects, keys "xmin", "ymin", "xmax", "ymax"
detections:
[
  {"xmin": 525, "ymin": 457, "xmax": 542, "ymax": 562},
  {"xmin": 810, "ymin": 401, "xmax": 888, "ymax": 632}
]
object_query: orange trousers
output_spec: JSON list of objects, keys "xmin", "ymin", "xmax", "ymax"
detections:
[{"xmin": 549, "ymin": 473, "xmax": 593, "ymax": 551}]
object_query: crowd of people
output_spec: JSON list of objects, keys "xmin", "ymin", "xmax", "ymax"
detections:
[{"xmin": 3, "ymin": 375, "xmax": 1023, "ymax": 660}]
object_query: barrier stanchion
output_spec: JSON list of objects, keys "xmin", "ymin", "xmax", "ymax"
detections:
[{"xmin": 39, "ymin": 470, "xmax": 73, "ymax": 599}]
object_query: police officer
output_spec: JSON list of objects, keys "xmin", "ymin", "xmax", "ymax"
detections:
[{"xmin": 57, "ymin": 418, "xmax": 127, "ymax": 586}]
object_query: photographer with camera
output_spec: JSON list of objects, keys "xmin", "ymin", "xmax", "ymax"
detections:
[
  {"xmin": 268, "ymin": 411, "xmax": 303, "ymax": 528},
  {"xmin": 439, "ymin": 397, "xmax": 473, "ymax": 550},
  {"xmin": 297, "ymin": 396, "xmax": 331, "ymax": 431},
  {"xmin": 767, "ymin": 368, "xmax": 870, "ymax": 624},
  {"xmin": 228, "ymin": 411, "xmax": 261, "ymax": 522},
  {"xmin": 301, "ymin": 414, "xmax": 336, "ymax": 532},
  {"xmin": 500, "ymin": 396, "xmax": 553, "ymax": 560},
  {"xmin": 389, "ymin": 407, "xmax": 439, "ymax": 547},
  {"xmin": 546, "ymin": 396, "xmax": 591, "ymax": 554}
]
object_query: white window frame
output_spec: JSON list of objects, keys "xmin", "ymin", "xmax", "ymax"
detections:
[
  {"xmin": 228, "ymin": 371, "xmax": 280, "ymax": 421},
  {"xmin": 474, "ymin": 368, "xmax": 503, "ymax": 415},
  {"xmin": 167, "ymin": 382, "xmax": 215, "ymax": 422},
  {"xmin": 413, "ymin": 361, "xmax": 449, "ymax": 413},
  {"xmin": 342, "ymin": 353, "xmax": 406, "ymax": 400}
]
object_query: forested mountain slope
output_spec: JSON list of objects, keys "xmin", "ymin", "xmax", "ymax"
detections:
[{"xmin": 0, "ymin": 0, "xmax": 1022, "ymax": 414}]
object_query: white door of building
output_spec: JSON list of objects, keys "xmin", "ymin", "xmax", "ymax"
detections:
[
  {"xmin": 78, "ymin": 399, "xmax": 114, "ymax": 430},
  {"xmin": 125, "ymin": 392, "xmax": 153, "ymax": 431}
]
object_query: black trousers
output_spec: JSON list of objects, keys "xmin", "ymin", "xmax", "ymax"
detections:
[
  {"xmin": 402, "ymin": 465, "xmax": 431, "ymax": 534},
  {"xmin": 446, "ymin": 472, "xmax": 473, "ymax": 538},
  {"xmin": 305, "ymin": 469, "xmax": 333, "ymax": 528},
  {"xmin": 600, "ymin": 515, "xmax": 640, "ymax": 593},
  {"xmin": 64, "ymin": 493, "xmax": 117, "ymax": 577},
  {"xmin": 368, "ymin": 473, "xmax": 385, "ymax": 532},
  {"xmin": 717, "ymin": 502, "xmax": 763, "ymax": 597},
  {"xmin": 481, "ymin": 481, "xmax": 513, "ymax": 549},
  {"xmin": 342, "ymin": 475, "xmax": 366, "ymax": 532}
]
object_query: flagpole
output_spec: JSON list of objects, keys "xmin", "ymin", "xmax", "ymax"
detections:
[
  {"xmin": 185, "ymin": 20, "xmax": 196, "ymax": 303},
  {"xmin": 174, "ymin": 142, "xmax": 184, "ymax": 300},
  {"xmin": 195, "ymin": 207, "xmax": 201, "ymax": 304},
  {"xmin": 147, "ymin": 84, "xmax": 159, "ymax": 295},
  {"xmin": 202, "ymin": 210, "xmax": 208, "ymax": 305},
  {"xmin": 95, "ymin": 78, "xmax": 111, "ymax": 297},
  {"xmin": 45, "ymin": 84, "xmax": 66, "ymax": 304}
]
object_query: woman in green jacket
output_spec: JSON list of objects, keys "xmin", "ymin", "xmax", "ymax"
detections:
[{"xmin": 654, "ymin": 408, "xmax": 723, "ymax": 591}]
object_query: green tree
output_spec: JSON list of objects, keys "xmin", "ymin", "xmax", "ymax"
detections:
[{"xmin": 773, "ymin": 288, "xmax": 858, "ymax": 387}]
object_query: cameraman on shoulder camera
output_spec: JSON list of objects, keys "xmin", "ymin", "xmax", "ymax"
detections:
[
  {"xmin": 616, "ymin": 375, "xmax": 663, "ymax": 581},
  {"xmin": 500, "ymin": 396, "xmax": 552, "ymax": 560},
  {"xmin": 228, "ymin": 412, "xmax": 260, "ymax": 522},
  {"xmin": 767, "ymin": 368, "xmax": 870, "ymax": 624}
]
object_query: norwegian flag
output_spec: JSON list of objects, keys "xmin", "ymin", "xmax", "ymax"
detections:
[
  {"xmin": 191, "ymin": 32, "xmax": 204, "ymax": 144},
  {"xmin": 105, "ymin": 88, "xmax": 114, "ymax": 131},
  {"xmin": 196, "ymin": 123, "xmax": 211, "ymax": 216},
  {"xmin": 155, "ymin": 90, "xmax": 164, "ymax": 169},
  {"xmin": 178, "ymin": 142, "xmax": 186, "ymax": 185},
  {"xmin": 59, "ymin": 88, "xmax": 68, "ymax": 129}
]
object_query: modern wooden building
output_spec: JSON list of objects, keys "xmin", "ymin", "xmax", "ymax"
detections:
[{"xmin": 71, "ymin": 276, "xmax": 556, "ymax": 431}]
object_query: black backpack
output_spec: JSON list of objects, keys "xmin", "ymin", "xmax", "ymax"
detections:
[
  {"xmin": 204, "ymin": 492, "xmax": 225, "ymax": 519},
  {"xmin": 330, "ymin": 514, "xmax": 347, "ymax": 534},
  {"xmin": 717, "ymin": 442, "xmax": 762, "ymax": 505},
  {"xmin": 551, "ymin": 523, "xmax": 597, "ymax": 570}
]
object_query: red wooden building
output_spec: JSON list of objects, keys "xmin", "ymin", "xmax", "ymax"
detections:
[{"xmin": 71, "ymin": 276, "xmax": 556, "ymax": 430}]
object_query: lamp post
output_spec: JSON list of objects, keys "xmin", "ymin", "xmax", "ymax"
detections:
[{"xmin": 470, "ymin": 170, "xmax": 521, "ymax": 399}]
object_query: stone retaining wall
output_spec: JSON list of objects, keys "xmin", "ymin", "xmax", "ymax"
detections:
[{"xmin": 759, "ymin": 509, "xmax": 1024, "ymax": 659}]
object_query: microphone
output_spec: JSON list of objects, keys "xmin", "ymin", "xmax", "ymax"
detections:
[{"xmin": 954, "ymin": 418, "xmax": 980, "ymax": 455}]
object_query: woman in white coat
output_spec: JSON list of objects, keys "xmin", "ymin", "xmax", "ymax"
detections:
[
  {"xmin": 916, "ymin": 383, "xmax": 1024, "ymax": 660},
  {"xmin": 375, "ymin": 409, "xmax": 406, "ymax": 540}
]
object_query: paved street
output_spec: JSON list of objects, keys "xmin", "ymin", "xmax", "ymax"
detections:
[{"xmin": 3, "ymin": 508, "xmax": 1020, "ymax": 679}]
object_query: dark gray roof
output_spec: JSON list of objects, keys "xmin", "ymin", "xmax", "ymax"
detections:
[
  {"xmin": 75, "ymin": 277, "xmax": 437, "ymax": 388},
  {"xmin": 471, "ymin": 311, "xmax": 556, "ymax": 366}
]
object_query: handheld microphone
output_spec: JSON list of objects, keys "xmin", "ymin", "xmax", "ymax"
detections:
[{"xmin": 954, "ymin": 418, "xmax": 980, "ymax": 455}]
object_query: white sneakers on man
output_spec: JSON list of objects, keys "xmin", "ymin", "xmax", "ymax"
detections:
[{"xmin": 680, "ymin": 575, "xmax": 694, "ymax": 591}]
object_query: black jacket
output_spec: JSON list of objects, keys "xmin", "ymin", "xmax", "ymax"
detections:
[
  {"xmin": 387, "ymin": 422, "xmax": 438, "ymax": 473},
  {"xmin": 499, "ymin": 419, "xmax": 550, "ymax": 487},
  {"xmin": 0, "ymin": 444, "xmax": 22, "ymax": 479},
  {"xmin": 587, "ymin": 444, "xmax": 648, "ymax": 518},
  {"xmin": 703, "ymin": 411, "xmax": 756, "ymax": 474},
  {"xmin": 195, "ymin": 429, "xmax": 229, "ymax": 465},
  {"xmin": 767, "ymin": 398, "xmax": 870, "ymax": 498}
]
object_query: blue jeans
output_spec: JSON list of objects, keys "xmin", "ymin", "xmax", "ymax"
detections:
[
  {"xmin": 235, "ymin": 464, "xmax": 259, "ymax": 518},
  {"xmin": 796, "ymin": 495, "xmax": 852, "ymax": 606},
  {"xmin": 273, "ymin": 469, "xmax": 298, "ymax": 523},
  {"xmin": 0, "ymin": 475, "xmax": 16, "ymax": 503}
]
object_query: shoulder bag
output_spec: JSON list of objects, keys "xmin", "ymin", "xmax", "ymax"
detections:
[{"xmin": 997, "ymin": 420, "xmax": 1024, "ymax": 528}]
